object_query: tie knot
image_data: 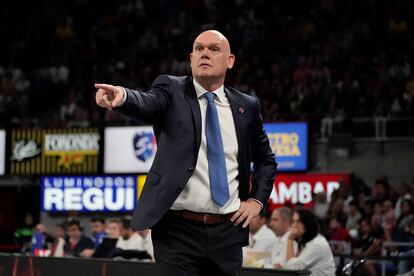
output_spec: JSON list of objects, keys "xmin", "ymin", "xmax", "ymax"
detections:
[{"xmin": 204, "ymin": 92, "xmax": 216, "ymax": 103}]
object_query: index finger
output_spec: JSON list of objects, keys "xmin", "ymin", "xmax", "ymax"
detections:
[{"xmin": 95, "ymin": 83, "xmax": 116, "ymax": 93}]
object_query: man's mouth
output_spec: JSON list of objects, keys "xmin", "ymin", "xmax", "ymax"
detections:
[{"xmin": 199, "ymin": 63, "xmax": 212, "ymax": 67}]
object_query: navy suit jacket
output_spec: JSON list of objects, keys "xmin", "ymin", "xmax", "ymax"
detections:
[{"xmin": 116, "ymin": 75, "xmax": 277, "ymax": 231}]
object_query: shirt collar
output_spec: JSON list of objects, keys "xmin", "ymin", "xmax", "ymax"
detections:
[{"xmin": 193, "ymin": 79, "xmax": 225, "ymax": 103}]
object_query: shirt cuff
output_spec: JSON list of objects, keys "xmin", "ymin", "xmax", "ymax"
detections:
[
  {"xmin": 117, "ymin": 86, "xmax": 127, "ymax": 107},
  {"xmin": 247, "ymin": 198, "xmax": 263, "ymax": 210}
]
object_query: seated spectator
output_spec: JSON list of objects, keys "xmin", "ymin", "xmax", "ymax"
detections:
[
  {"xmin": 63, "ymin": 220, "xmax": 94, "ymax": 257},
  {"xmin": 50, "ymin": 223, "xmax": 66, "ymax": 257},
  {"xmin": 397, "ymin": 199, "xmax": 414, "ymax": 230},
  {"xmin": 346, "ymin": 200, "xmax": 362, "ymax": 230},
  {"xmin": 92, "ymin": 219, "xmax": 120, "ymax": 259},
  {"xmin": 313, "ymin": 192, "xmax": 329, "ymax": 219},
  {"xmin": 81, "ymin": 217, "xmax": 107, "ymax": 257},
  {"xmin": 353, "ymin": 217, "xmax": 382, "ymax": 276},
  {"xmin": 382, "ymin": 199, "xmax": 394, "ymax": 216},
  {"xmin": 247, "ymin": 211, "xmax": 277, "ymax": 252},
  {"xmin": 394, "ymin": 183, "xmax": 412, "ymax": 218},
  {"xmin": 281, "ymin": 209, "xmax": 336, "ymax": 276},
  {"xmin": 136, "ymin": 229, "xmax": 154, "ymax": 260},
  {"xmin": 326, "ymin": 198, "xmax": 347, "ymax": 227},
  {"xmin": 90, "ymin": 217, "xmax": 107, "ymax": 249},
  {"xmin": 243, "ymin": 211, "xmax": 277, "ymax": 264},
  {"xmin": 267, "ymin": 207, "xmax": 297, "ymax": 268},
  {"xmin": 353, "ymin": 217, "xmax": 381, "ymax": 257},
  {"xmin": 114, "ymin": 217, "xmax": 152, "ymax": 260},
  {"xmin": 31, "ymin": 223, "xmax": 53, "ymax": 255},
  {"xmin": 328, "ymin": 216, "xmax": 353, "ymax": 254},
  {"xmin": 14, "ymin": 213, "xmax": 34, "ymax": 253}
]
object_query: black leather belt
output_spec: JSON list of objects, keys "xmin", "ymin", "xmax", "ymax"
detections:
[{"xmin": 168, "ymin": 210, "xmax": 235, "ymax": 225}]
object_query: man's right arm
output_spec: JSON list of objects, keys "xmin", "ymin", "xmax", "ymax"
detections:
[{"xmin": 95, "ymin": 75, "xmax": 172, "ymax": 124}]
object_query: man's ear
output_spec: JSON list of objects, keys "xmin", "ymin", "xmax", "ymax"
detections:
[{"xmin": 227, "ymin": 54, "xmax": 235, "ymax": 69}]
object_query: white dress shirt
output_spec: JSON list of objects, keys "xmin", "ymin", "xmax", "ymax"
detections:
[
  {"xmin": 246, "ymin": 225, "xmax": 277, "ymax": 252},
  {"xmin": 170, "ymin": 79, "xmax": 240, "ymax": 214},
  {"xmin": 270, "ymin": 231, "xmax": 298, "ymax": 267},
  {"xmin": 284, "ymin": 234, "xmax": 336, "ymax": 276},
  {"xmin": 115, "ymin": 233, "xmax": 142, "ymax": 250}
]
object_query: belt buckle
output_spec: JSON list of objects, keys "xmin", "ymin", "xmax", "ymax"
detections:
[{"xmin": 203, "ymin": 214, "xmax": 208, "ymax": 224}]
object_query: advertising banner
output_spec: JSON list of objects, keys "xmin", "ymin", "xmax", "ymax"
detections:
[
  {"xmin": 10, "ymin": 128, "xmax": 100, "ymax": 175},
  {"xmin": 265, "ymin": 122, "xmax": 308, "ymax": 171},
  {"xmin": 268, "ymin": 173, "xmax": 350, "ymax": 210},
  {"xmin": 104, "ymin": 126, "xmax": 156, "ymax": 173},
  {"xmin": 41, "ymin": 175, "xmax": 137, "ymax": 212}
]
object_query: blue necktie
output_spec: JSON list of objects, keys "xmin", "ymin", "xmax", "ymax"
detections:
[{"xmin": 204, "ymin": 92, "xmax": 230, "ymax": 207}]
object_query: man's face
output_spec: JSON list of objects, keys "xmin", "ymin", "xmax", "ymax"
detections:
[
  {"xmin": 91, "ymin": 221, "xmax": 105, "ymax": 234},
  {"xmin": 106, "ymin": 222, "xmax": 120, "ymax": 239},
  {"xmin": 67, "ymin": 225, "xmax": 81, "ymax": 240},
  {"xmin": 190, "ymin": 31, "xmax": 234, "ymax": 84},
  {"xmin": 269, "ymin": 210, "xmax": 289, "ymax": 236}
]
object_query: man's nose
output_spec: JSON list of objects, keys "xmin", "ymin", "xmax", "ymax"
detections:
[
  {"xmin": 200, "ymin": 48, "xmax": 211, "ymax": 58},
  {"xmin": 201, "ymin": 53, "xmax": 210, "ymax": 60}
]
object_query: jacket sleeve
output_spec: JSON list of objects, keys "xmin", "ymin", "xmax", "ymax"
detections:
[
  {"xmin": 249, "ymin": 98, "xmax": 277, "ymax": 207},
  {"xmin": 115, "ymin": 75, "xmax": 172, "ymax": 124}
]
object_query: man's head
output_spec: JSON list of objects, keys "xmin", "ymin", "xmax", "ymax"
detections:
[
  {"xmin": 66, "ymin": 220, "xmax": 83, "ymax": 241},
  {"xmin": 269, "ymin": 207, "xmax": 292, "ymax": 237},
  {"xmin": 90, "ymin": 217, "xmax": 106, "ymax": 235},
  {"xmin": 106, "ymin": 219, "xmax": 121, "ymax": 239},
  {"xmin": 190, "ymin": 30, "xmax": 235, "ymax": 90},
  {"xmin": 35, "ymin": 223, "xmax": 47, "ymax": 233},
  {"xmin": 55, "ymin": 224, "xmax": 66, "ymax": 238},
  {"xmin": 119, "ymin": 217, "xmax": 134, "ymax": 239}
]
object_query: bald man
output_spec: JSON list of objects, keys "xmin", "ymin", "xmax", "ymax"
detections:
[{"xmin": 95, "ymin": 30, "xmax": 277, "ymax": 276}]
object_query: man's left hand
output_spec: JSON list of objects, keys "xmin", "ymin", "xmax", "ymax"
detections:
[{"xmin": 231, "ymin": 199, "xmax": 262, "ymax": 228}]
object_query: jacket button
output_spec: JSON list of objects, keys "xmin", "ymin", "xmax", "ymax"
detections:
[
  {"xmin": 188, "ymin": 166, "xmax": 195, "ymax": 172},
  {"xmin": 177, "ymin": 188, "xmax": 182, "ymax": 193}
]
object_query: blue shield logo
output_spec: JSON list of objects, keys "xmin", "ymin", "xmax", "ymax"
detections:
[{"xmin": 133, "ymin": 131, "xmax": 156, "ymax": 162}]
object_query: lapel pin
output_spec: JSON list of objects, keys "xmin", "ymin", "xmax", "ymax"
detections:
[{"xmin": 238, "ymin": 107, "xmax": 245, "ymax": 114}]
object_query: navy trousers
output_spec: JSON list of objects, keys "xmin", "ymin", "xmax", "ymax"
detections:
[{"xmin": 151, "ymin": 212, "xmax": 248, "ymax": 276}]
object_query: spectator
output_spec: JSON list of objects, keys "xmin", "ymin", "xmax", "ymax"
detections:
[
  {"xmin": 63, "ymin": 220, "xmax": 94, "ymax": 257},
  {"xmin": 50, "ymin": 223, "xmax": 66, "ymax": 257},
  {"xmin": 14, "ymin": 213, "xmax": 34, "ymax": 253},
  {"xmin": 90, "ymin": 217, "xmax": 107, "ymax": 249},
  {"xmin": 92, "ymin": 219, "xmax": 120, "ymax": 259},
  {"xmin": 327, "ymin": 217, "xmax": 352, "ymax": 254},
  {"xmin": 30, "ymin": 223, "xmax": 53, "ymax": 255},
  {"xmin": 136, "ymin": 229, "xmax": 154, "ymax": 260},
  {"xmin": 267, "ymin": 207, "xmax": 297, "ymax": 268},
  {"xmin": 394, "ymin": 183, "xmax": 412, "ymax": 219},
  {"xmin": 244, "ymin": 212, "xmax": 277, "ymax": 253},
  {"xmin": 114, "ymin": 217, "xmax": 152, "ymax": 260},
  {"xmin": 313, "ymin": 192, "xmax": 329, "ymax": 220},
  {"xmin": 281, "ymin": 209, "xmax": 336, "ymax": 276},
  {"xmin": 115, "ymin": 217, "xmax": 142, "ymax": 251},
  {"xmin": 346, "ymin": 200, "xmax": 362, "ymax": 230},
  {"xmin": 397, "ymin": 199, "xmax": 414, "ymax": 230}
]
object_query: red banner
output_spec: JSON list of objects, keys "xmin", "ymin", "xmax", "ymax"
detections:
[{"xmin": 267, "ymin": 173, "xmax": 350, "ymax": 211}]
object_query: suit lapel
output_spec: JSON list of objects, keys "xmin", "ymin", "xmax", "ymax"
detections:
[
  {"xmin": 224, "ymin": 87, "xmax": 246, "ymax": 158},
  {"xmin": 184, "ymin": 78, "xmax": 202, "ymax": 150}
]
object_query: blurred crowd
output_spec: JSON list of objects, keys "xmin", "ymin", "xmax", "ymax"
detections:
[
  {"xmin": 12, "ymin": 175, "xmax": 414, "ymax": 275},
  {"xmin": 1, "ymin": 0, "xmax": 414, "ymax": 136},
  {"xmin": 14, "ymin": 214, "xmax": 154, "ymax": 261},
  {"xmin": 244, "ymin": 175, "xmax": 414, "ymax": 275}
]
